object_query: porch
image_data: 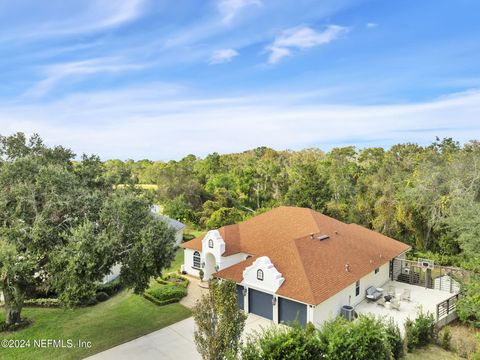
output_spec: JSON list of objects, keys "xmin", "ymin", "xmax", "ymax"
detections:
[{"xmin": 355, "ymin": 280, "xmax": 458, "ymax": 333}]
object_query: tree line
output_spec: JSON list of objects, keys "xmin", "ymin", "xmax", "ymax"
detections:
[{"xmin": 105, "ymin": 138, "xmax": 480, "ymax": 267}]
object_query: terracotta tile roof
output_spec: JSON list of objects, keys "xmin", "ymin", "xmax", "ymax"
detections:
[{"xmin": 182, "ymin": 206, "xmax": 410, "ymax": 305}]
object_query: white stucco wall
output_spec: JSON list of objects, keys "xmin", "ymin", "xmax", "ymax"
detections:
[
  {"xmin": 175, "ymin": 229, "xmax": 183, "ymax": 246},
  {"xmin": 183, "ymin": 248, "xmax": 201, "ymax": 277},
  {"xmin": 312, "ymin": 262, "xmax": 390, "ymax": 328},
  {"xmin": 102, "ymin": 263, "xmax": 122, "ymax": 284}
]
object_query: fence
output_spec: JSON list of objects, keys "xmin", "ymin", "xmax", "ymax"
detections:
[
  {"xmin": 390, "ymin": 258, "xmax": 466, "ymax": 294},
  {"xmin": 436, "ymin": 293, "xmax": 459, "ymax": 322}
]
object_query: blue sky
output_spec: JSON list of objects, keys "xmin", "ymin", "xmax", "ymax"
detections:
[{"xmin": 1, "ymin": 0, "xmax": 480, "ymax": 160}]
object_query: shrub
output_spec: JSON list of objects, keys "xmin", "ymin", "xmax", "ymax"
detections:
[
  {"xmin": 183, "ymin": 233, "xmax": 196, "ymax": 241},
  {"xmin": 404, "ymin": 311, "xmax": 436, "ymax": 351},
  {"xmin": 240, "ymin": 322, "xmax": 322, "ymax": 360},
  {"xmin": 97, "ymin": 278, "xmax": 123, "ymax": 296},
  {"xmin": 95, "ymin": 291, "xmax": 110, "ymax": 302},
  {"xmin": 439, "ymin": 326, "xmax": 452, "ymax": 350},
  {"xmin": 457, "ymin": 276, "xmax": 480, "ymax": 328},
  {"xmin": 156, "ymin": 274, "xmax": 189, "ymax": 288},
  {"xmin": 24, "ymin": 298, "xmax": 61, "ymax": 307},
  {"xmin": 318, "ymin": 316, "xmax": 392, "ymax": 360},
  {"xmin": 144, "ymin": 284, "xmax": 187, "ymax": 306},
  {"xmin": 385, "ymin": 318, "xmax": 404, "ymax": 359}
]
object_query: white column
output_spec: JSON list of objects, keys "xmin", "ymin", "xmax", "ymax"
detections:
[{"xmin": 272, "ymin": 296, "xmax": 279, "ymax": 324}]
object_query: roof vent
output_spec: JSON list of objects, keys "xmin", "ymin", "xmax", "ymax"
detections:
[
  {"xmin": 345, "ymin": 263, "xmax": 351, "ymax": 272},
  {"xmin": 310, "ymin": 233, "xmax": 314, "ymax": 239},
  {"xmin": 318, "ymin": 234, "xmax": 330, "ymax": 241}
]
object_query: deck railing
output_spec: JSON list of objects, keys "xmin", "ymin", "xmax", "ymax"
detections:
[{"xmin": 436, "ymin": 293, "xmax": 459, "ymax": 320}]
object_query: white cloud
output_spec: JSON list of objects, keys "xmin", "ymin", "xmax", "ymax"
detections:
[
  {"xmin": 24, "ymin": 58, "xmax": 145, "ymax": 98},
  {"xmin": 366, "ymin": 22, "xmax": 377, "ymax": 28},
  {"xmin": 2, "ymin": 88, "xmax": 479, "ymax": 160},
  {"xmin": 0, "ymin": 0, "xmax": 147, "ymax": 41},
  {"xmin": 267, "ymin": 25, "xmax": 349, "ymax": 64},
  {"xmin": 218, "ymin": 0, "xmax": 262, "ymax": 24},
  {"xmin": 209, "ymin": 49, "xmax": 239, "ymax": 64}
]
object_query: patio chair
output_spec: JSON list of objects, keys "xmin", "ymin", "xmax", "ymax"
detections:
[
  {"xmin": 366, "ymin": 286, "xmax": 383, "ymax": 301},
  {"xmin": 390, "ymin": 299, "xmax": 401, "ymax": 311},
  {"xmin": 377, "ymin": 297, "xmax": 386, "ymax": 307},
  {"xmin": 388, "ymin": 285, "xmax": 396, "ymax": 297},
  {"xmin": 401, "ymin": 288, "xmax": 411, "ymax": 302}
]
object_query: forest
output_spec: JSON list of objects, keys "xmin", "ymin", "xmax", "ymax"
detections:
[{"xmin": 104, "ymin": 137, "xmax": 480, "ymax": 270}]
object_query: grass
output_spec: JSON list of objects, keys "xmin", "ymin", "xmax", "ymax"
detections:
[
  {"xmin": 166, "ymin": 248, "xmax": 184, "ymax": 274},
  {"xmin": 0, "ymin": 290, "xmax": 191, "ymax": 360},
  {"xmin": 404, "ymin": 344, "xmax": 461, "ymax": 360}
]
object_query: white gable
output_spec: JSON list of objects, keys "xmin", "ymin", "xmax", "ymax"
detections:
[
  {"xmin": 243, "ymin": 256, "xmax": 285, "ymax": 293},
  {"xmin": 201, "ymin": 230, "xmax": 226, "ymax": 258}
]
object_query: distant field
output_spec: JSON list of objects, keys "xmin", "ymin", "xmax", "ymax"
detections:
[{"xmin": 115, "ymin": 184, "xmax": 159, "ymax": 190}]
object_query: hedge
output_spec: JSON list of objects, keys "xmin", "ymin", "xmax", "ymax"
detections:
[
  {"xmin": 24, "ymin": 298, "xmax": 61, "ymax": 308},
  {"xmin": 155, "ymin": 273, "xmax": 189, "ymax": 288},
  {"xmin": 143, "ymin": 284, "xmax": 187, "ymax": 306}
]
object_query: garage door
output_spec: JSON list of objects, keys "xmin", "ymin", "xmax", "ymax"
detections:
[
  {"xmin": 236, "ymin": 285, "xmax": 244, "ymax": 310},
  {"xmin": 278, "ymin": 297, "xmax": 307, "ymax": 326},
  {"xmin": 248, "ymin": 289, "xmax": 273, "ymax": 320}
]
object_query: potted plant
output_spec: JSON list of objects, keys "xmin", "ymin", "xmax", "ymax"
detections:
[{"xmin": 199, "ymin": 269, "xmax": 204, "ymax": 282}]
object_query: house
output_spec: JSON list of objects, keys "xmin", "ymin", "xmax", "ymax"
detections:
[
  {"xmin": 181, "ymin": 206, "xmax": 410, "ymax": 327},
  {"xmin": 101, "ymin": 207, "xmax": 186, "ymax": 284},
  {"xmin": 151, "ymin": 205, "xmax": 186, "ymax": 245}
]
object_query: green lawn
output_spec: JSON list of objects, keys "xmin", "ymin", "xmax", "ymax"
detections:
[
  {"xmin": 404, "ymin": 345, "xmax": 461, "ymax": 360},
  {"xmin": 0, "ymin": 290, "xmax": 191, "ymax": 360},
  {"xmin": 166, "ymin": 248, "xmax": 184, "ymax": 274}
]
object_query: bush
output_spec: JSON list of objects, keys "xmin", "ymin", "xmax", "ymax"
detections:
[
  {"xmin": 457, "ymin": 276, "xmax": 480, "ymax": 328},
  {"xmin": 318, "ymin": 316, "xmax": 393, "ymax": 360},
  {"xmin": 156, "ymin": 274, "xmax": 189, "ymax": 288},
  {"xmin": 183, "ymin": 233, "xmax": 196, "ymax": 241},
  {"xmin": 97, "ymin": 278, "xmax": 123, "ymax": 297},
  {"xmin": 385, "ymin": 318, "xmax": 404, "ymax": 359},
  {"xmin": 240, "ymin": 322, "xmax": 322, "ymax": 360},
  {"xmin": 95, "ymin": 291, "xmax": 110, "ymax": 302},
  {"xmin": 144, "ymin": 284, "xmax": 187, "ymax": 306},
  {"xmin": 405, "ymin": 311, "xmax": 436, "ymax": 351},
  {"xmin": 439, "ymin": 326, "xmax": 452, "ymax": 350},
  {"xmin": 24, "ymin": 298, "xmax": 61, "ymax": 307}
]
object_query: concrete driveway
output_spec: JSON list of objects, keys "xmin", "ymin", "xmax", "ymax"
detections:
[{"xmin": 86, "ymin": 314, "xmax": 273, "ymax": 360}]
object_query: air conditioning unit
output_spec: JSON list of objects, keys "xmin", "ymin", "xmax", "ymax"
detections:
[
  {"xmin": 340, "ymin": 305, "xmax": 355, "ymax": 321},
  {"xmin": 402, "ymin": 267, "xmax": 410, "ymax": 275}
]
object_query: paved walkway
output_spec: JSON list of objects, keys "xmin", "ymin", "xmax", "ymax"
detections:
[
  {"xmin": 86, "ymin": 315, "xmax": 273, "ymax": 360},
  {"xmin": 179, "ymin": 275, "xmax": 208, "ymax": 309}
]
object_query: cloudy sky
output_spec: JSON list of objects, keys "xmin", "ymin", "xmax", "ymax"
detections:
[{"xmin": 1, "ymin": 0, "xmax": 480, "ymax": 160}]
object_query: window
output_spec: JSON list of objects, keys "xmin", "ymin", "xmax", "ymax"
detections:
[
  {"xmin": 257, "ymin": 269, "xmax": 264, "ymax": 281},
  {"xmin": 193, "ymin": 251, "xmax": 201, "ymax": 269},
  {"xmin": 355, "ymin": 280, "xmax": 360, "ymax": 296},
  {"xmin": 375, "ymin": 267, "xmax": 379, "ymax": 274},
  {"xmin": 208, "ymin": 239, "xmax": 214, "ymax": 248}
]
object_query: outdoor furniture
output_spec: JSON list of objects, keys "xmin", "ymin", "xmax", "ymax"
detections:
[
  {"xmin": 401, "ymin": 288, "xmax": 411, "ymax": 302},
  {"xmin": 390, "ymin": 299, "xmax": 401, "ymax": 311},
  {"xmin": 384, "ymin": 294, "xmax": 392, "ymax": 302},
  {"xmin": 384, "ymin": 301, "xmax": 391, "ymax": 309},
  {"xmin": 366, "ymin": 286, "xmax": 383, "ymax": 301},
  {"xmin": 377, "ymin": 297, "xmax": 386, "ymax": 306},
  {"xmin": 388, "ymin": 285, "xmax": 396, "ymax": 297}
]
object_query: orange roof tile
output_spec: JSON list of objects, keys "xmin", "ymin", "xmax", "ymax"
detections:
[{"xmin": 182, "ymin": 206, "xmax": 410, "ymax": 304}]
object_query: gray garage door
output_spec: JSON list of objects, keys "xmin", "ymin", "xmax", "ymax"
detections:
[
  {"xmin": 278, "ymin": 297, "xmax": 307, "ymax": 326},
  {"xmin": 248, "ymin": 289, "xmax": 273, "ymax": 320},
  {"xmin": 236, "ymin": 285, "xmax": 244, "ymax": 310}
]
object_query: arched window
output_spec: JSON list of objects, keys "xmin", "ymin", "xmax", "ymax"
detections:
[
  {"xmin": 208, "ymin": 239, "xmax": 214, "ymax": 248},
  {"xmin": 193, "ymin": 251, "xmax": 201, "ymax": 269},
  {"xmin": 257, "ymin": 269, "xmax": 264, "ymax": 281}
]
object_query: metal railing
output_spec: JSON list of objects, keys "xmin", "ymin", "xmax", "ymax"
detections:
[
  {"xmin": 436, "ymin": 293, "xmax": 459, "ymax": 320},
  {"xmin": 390, "ymin": 258, "xmax": 465, "ymax": 294}
]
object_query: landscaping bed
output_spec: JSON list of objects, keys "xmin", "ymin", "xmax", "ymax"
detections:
[{"xmin": 143, "ymin": 273, "xmax": 189, "ymax": 306}]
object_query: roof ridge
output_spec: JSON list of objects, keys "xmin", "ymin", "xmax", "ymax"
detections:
[{"xmin": 290, "ymin": 239, "xmax": 317, "ymax": 303}]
